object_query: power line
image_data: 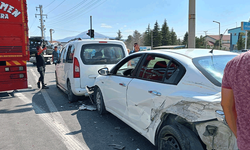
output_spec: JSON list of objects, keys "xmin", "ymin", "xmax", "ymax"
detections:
[
  {"xmin": 47, "ymin": 0, "xmax": 106, "ymax": 26},
  {"xmin": 47, "ymin": 0, "xmax": 67, "ymax": 14},
  {"xmin": 46, "ymin": 0, "xmax": 98, "ymax": 25},
  {"xmin": 48, "ymin": 0, "xmax": 87, "ymax": 20},
  {"xmin": 44, "ymin": 0, "xmax": 56, "ymax": 9}
]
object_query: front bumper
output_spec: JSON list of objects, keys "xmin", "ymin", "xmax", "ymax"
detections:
[{"xmin": 195, "ymin": 120, "xmax": 238, "ymax": 150}]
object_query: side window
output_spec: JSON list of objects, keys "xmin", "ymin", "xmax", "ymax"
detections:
[
  {"xmin": 138, "ymin": 55, "xmax": 170, "ymax": 82},
  {"xmin": 60, "ymin": 47, "xmax": 65, "ymax": 62},
  {"xmin": 114, "ymin": 55, "xmax": 143, "ymax": 76},
  {"xmin": 66, "ymin": 45, "xmax": 75, "ymax": 63},
  {"xmin": 164, "ymin": 61, "xmax": 180, "ymax": 84},
  {"xmin": 63, "ymin": 46, "xmax": 68, "ymax": 62}
]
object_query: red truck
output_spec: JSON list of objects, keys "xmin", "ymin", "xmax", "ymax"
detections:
[{"xmin": 0, "ymin": 0, "xmax": 29, "ymax": 92}]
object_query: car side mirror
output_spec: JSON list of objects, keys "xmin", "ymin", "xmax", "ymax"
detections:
[{"xmin": 98, "ymin": 67, "xmax": 110, "ymax": 75}]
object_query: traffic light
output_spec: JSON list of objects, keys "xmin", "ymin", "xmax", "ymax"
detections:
[
  {"xmin": 90, "ymin": 29, "xmax": 94, "ymax": 38},
  {"xmin": 86, "ymin": 29, "xmax": 94, "ymax": 38},
  {"xmin": 87, "ymin": 30, "xmax": 90, "ymax": 36}
]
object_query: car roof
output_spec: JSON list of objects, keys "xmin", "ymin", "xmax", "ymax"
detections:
[
  {"xmin": 68, "ymin": 39, "xmax": 125, "ymax": 45},
  {"xmin": 141, "ymin": 49, "xmax": 238, "ymax": 59}
]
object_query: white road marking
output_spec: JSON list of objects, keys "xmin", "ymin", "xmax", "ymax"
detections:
[{"xmin": 24, "ymin": 68, "xmax": 90, "ymax": 150}]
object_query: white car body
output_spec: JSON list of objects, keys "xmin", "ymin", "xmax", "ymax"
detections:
[
  {"xmin": 92, "ymin": 49, "xmax": 239, "ymax": 150},
  {"xmin": 55, "ymin": 39, "xmax": 128, "ymax": 100}
]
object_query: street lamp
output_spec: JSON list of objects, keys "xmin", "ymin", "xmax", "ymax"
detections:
[{"xmin": 213, "ymin": 21, "xmax": 221, "ymax": 49}]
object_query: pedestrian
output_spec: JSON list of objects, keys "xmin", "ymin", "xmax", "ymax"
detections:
[
  {"xmin": 36, "ymin": 45, "xmax": 49, "ymax": 89},
  {"xmin": 221, "ymin": 52, "xmax": 250, "ymax": 150},
  {"xmin": 52, "ymin": 46, "xmax": 60, "ymax": 65},
  {"xmin": 129, "ymin": 43, "xmax": 140, "ymax": 54},
  {"xmin": 127, "ymin": 49, "xmax": 130, "ymax": 54}
]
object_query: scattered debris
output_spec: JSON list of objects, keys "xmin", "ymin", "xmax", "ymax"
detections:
[
  {"xmin": 109, "ymin": 144, "xmax": 125, "ymax": 150},
  {"xmin": 78, "ymin": 104, "xmax": 97, "ymax": 111},
  {"xmin": 114, "ymin": 127, "xmax": 120, "ymax": 130}
]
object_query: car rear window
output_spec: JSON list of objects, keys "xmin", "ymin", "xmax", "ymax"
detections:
[
  {"xmin": 193, "ymin": 55, "xmax": 237, "ymax": 86},
  {"xmin": 80, "ymin": 44, "xmax": 125, "ymax": 65}
]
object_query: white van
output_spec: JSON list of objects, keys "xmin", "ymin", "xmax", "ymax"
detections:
[{"xmin": 55, "ymin": 39, "xmax": 128, "ymax": 102}]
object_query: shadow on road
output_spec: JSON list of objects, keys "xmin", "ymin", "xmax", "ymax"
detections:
[{"xmin": 28, "ymin": 83, "xmax": 156, "ymax": 150}]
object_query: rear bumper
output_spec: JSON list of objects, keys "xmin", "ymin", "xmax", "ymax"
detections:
[{"xmin": 72, "ymin": 87, "xmax": 88, "ymax": 96}]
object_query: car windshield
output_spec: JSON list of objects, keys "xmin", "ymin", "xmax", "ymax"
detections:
[
  {"xmin": 81, "ymin": 44, "xmax": 125, "ymax": 65},
  {"xmin": 193, "ymin": 55, "xmax": 237, "ymax": 86}
]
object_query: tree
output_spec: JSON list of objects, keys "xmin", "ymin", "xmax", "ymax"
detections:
[
  {"xmin": 177, "ymin": 38, "xmax": 181, "ymax": 45},
  {"xmin": 170, "ymin": 28, "xmax": 177, "ymax": 45},
  {"xmin": 182, "ymin": 32, "xmax": 188, "ymax": 47},
  {"xmin": 133, "ymin": 30, "xmax": 142, "ymax": 45},
  {"xmin": 237, "ymin": 33, "xmax": 245, "ymax": 50},
  {"xmin": 195, "ymin": 35, "xmax": 204, "ymax": 48},
  {"xmin": 153, "ymin": 21, "xmax": 162, "ymax": 47},
  {"xmin": 214, "ymin": 40, "xmax": 220, "ymax": 49},
  {"xmin": 125, "ymin": 35, "xmax": 133, "ymax": 50},
  {"xmin": 144, "ymin": 24, "xmax": 151, "ymax": 46},
  {"xmin": 161, "ymin": 19, "xmax": 170, "ymax": 46},
  {"xmin": 115, "ymin": 30, "xmax": 122, "ymax": 40}
]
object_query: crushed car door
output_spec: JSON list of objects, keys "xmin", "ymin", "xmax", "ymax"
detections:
[
  {"xmin": 126, "ymin": 54, "xmax": 184, "ymax": 129},
  {"xmin": 102, "ymin": 54, "xmax": 144, "ymax": 117}
]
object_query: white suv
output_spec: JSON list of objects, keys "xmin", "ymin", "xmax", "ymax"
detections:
[{"xmin": 55, "ymin": 39, "xmax": 128, "ymax": 102}]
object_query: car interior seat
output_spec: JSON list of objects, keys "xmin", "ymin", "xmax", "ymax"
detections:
[
  {"xmin": 153, "ymin": 61, "xmax": 167, "ymax": 69},
  {"xmin": 93, "ymin": 51, "xmax": 102, "ymax": 59}
]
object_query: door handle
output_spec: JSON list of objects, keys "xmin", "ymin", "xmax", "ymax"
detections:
[
  {"xmin": 119, "ymin": 83, "xmax": 126, "ymax": 87},
  {"xmin": 148, "ymin": 90, "xmax": 161, "ymax": 96}
]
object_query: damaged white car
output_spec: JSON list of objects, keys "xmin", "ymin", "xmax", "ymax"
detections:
[{"xmin": 87, "ymin": 49, "xmax": 238, "ymax": 150}]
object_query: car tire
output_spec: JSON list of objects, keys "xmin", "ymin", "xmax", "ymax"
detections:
[
  {"xmin": 95, "ymin": 88, "xmax": 106, "ymax": 115},
  {"xmin": 33, "ymin": 62, "xmax": 36, "ymax": 65},
  {"xmin": 158, "ymin": 124, "xmax": 204, "ymax": 150},
  {"xmin": 67, "ymin": 80, "xmax": 78, "ymax": 102}
]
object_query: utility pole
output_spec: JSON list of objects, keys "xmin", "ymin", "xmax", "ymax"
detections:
[
  {"xmin": 204, "ymin": 31, "xmax": 208, "ymax": 49},
  {"xmin": 50, "ymin": 29, "xmax": 54, "ymax": 43},
  {"xmin": 188, "ymin": 0, "xmax": 196, "ymax": 48},
  {"xmin": 213, "ymin": 21, "xmax": 220, "ymax": 49},
  {"xmin": 35, "ymin": 5, "xmax": 47, "ymax": 40}
]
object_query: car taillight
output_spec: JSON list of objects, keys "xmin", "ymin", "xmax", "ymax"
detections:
[
  {"xmin": 10, "ymin": 74, "xmax": 25, "ymax": 79},
  {"xmin": 73, "ymin": 57, "xmax": 80, "ymax": 78},
  {"xmin": 5, "ymin": 66, "xmax": 25, "ymax": 72}
]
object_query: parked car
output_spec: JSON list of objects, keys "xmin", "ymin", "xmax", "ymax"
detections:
[
  {"xmin": 29, "ymin": 37, "xmax": 54, "ymax": 57},
  {"xmin": 88, "ymin": 49, "xmax": 238, "ymax": 150},
  {"xmin": 55, "ymin": 39, "xmax": 128, "ymax": 102}
]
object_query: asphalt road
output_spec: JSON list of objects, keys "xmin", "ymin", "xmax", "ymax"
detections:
[{"xmin": 0, "ymin": 63, "xmax": 156, "ymax": 150}]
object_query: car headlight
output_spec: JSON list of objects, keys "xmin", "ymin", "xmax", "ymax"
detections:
[{"xmin": 215, "ymin": 110, "xmax": 227, "ymax": 125}]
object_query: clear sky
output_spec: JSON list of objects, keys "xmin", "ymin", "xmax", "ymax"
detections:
[{"xmin": 27, "ymin": 0, "xmax": 250, "ymax": 40}]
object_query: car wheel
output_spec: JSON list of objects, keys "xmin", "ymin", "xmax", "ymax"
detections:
[
  {"xmin": 95, "ymin": 88, "xmax": 106, "ymax": 115},
  {"xmin": 67, "ymin": 80, "xmax": 78, "ymax": 102},
  {"xmin": 33, "ymin": 62, "xmax": 36, "ymax": 65},
  {"xmin": 158, "ymin": 124, "xmax": 204, "ymax": 150}
]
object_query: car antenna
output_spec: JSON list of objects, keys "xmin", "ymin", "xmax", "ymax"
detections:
[{"xmin": 209, "ymin": 48, "xmax": 214, "ymax": 53}]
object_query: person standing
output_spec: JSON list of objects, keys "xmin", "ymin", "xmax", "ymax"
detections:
[
  {"xmin": 36, "ymin": 45, "xmax": 49, "ymax": 89},
  {"xmin": 221, "ymin": 52, "xmax": 250, "ymax": 150},
  {"xmin": 52, "ymin": 46, "xmax": 60, "ymax": 65},
  {"xmin": 129, "ymin": 43, "xmax": 140, "ymax": 54}
]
